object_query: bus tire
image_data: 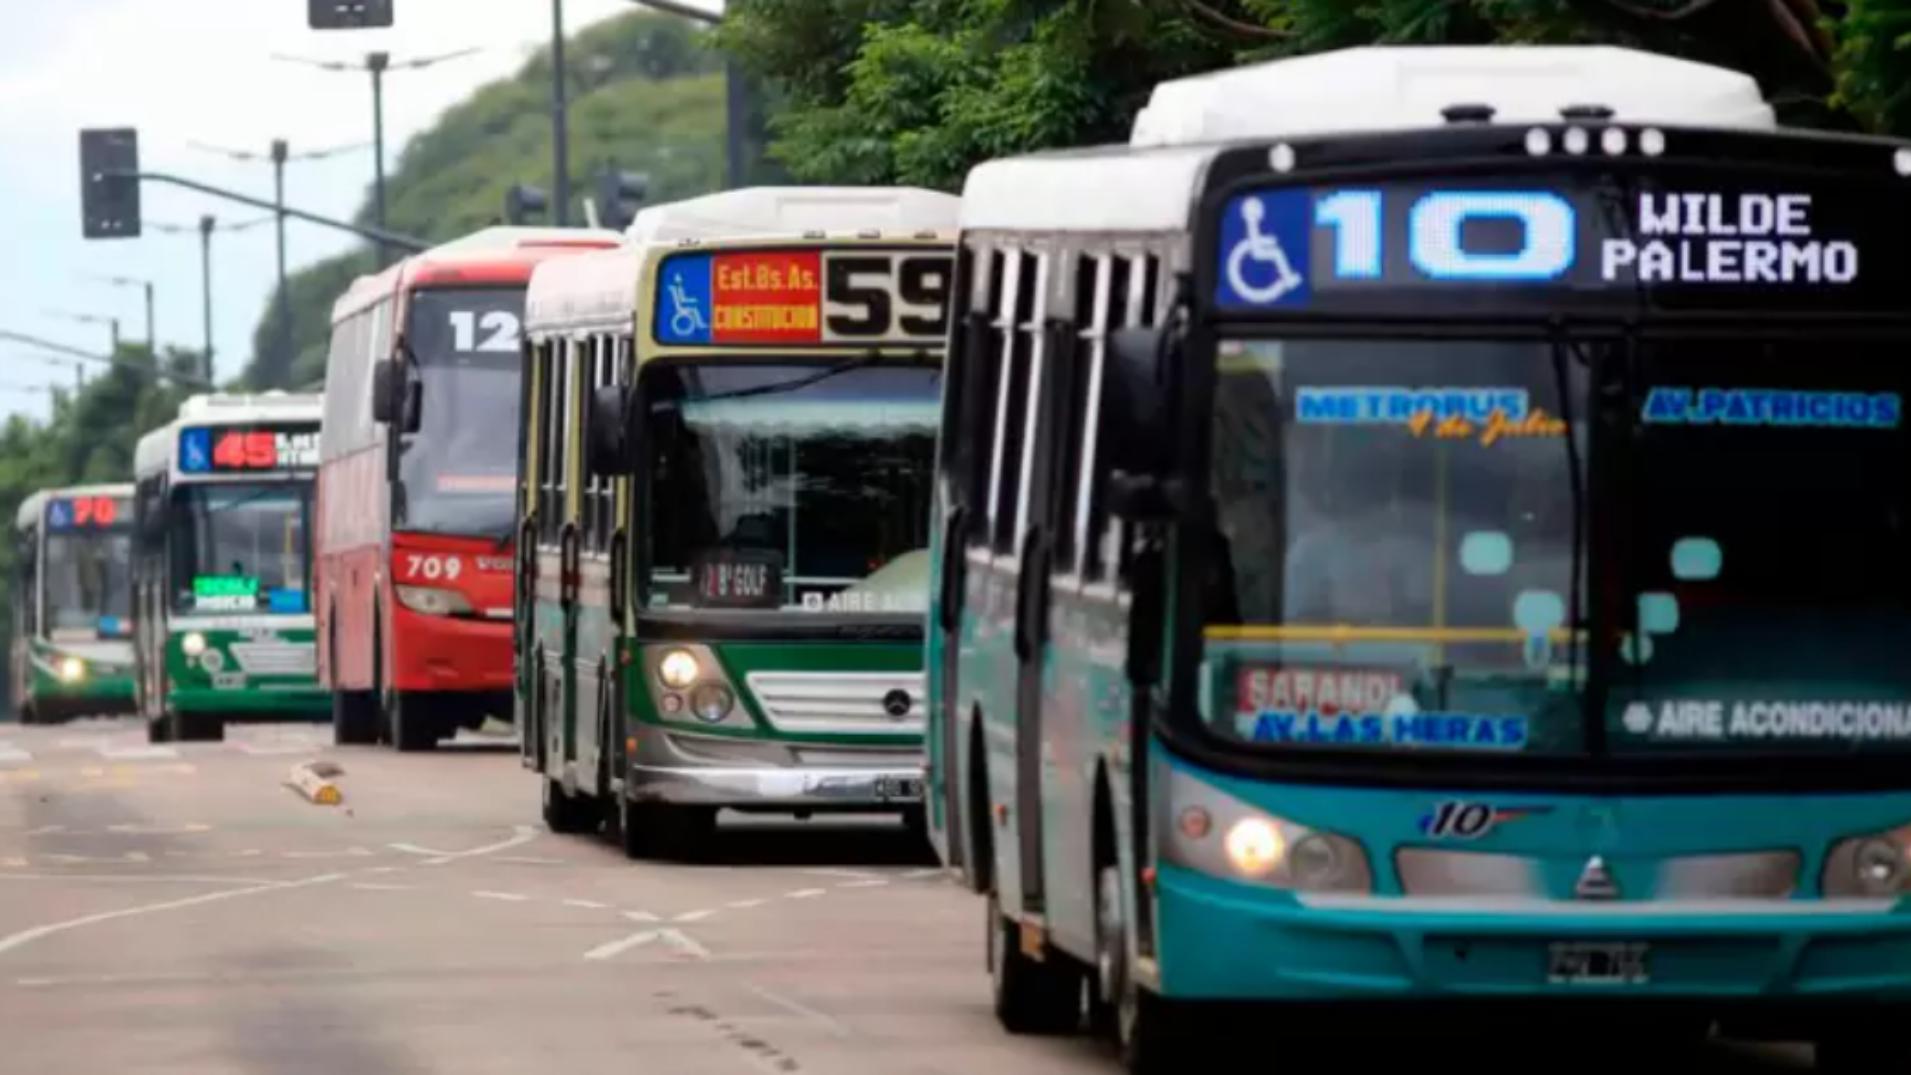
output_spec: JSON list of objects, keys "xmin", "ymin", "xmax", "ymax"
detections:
[
  {"xmin": 1818, "ymin": 1036, "xmax": 1911, "ymax": 1073},
  {"xmin": 988, "ymin": 891, "xmax": 1082, "ymax": 1035},
  {"xmin": 1118, "ymin": 985, "xmax": 1190, "ymax": 1074},
  {"xmin": 621, "ymin": 802, "xmax": 714, "ymax": 861},
  {"xmin": 172, "ymin": 710, "xmax": 223, "ymax": 742},
  {"xmin": 541, "ymin": 777, "xmax": 600, "ymax": 835},
  {"xmin": 147, "ymin": 716, "xmax": 173, "ymax": 744},
  {"xmin": 332, "ymin": 690, "xmax": 379, "ymax": 746},
  {"xmin": 389, "ymin": 693, "xmax": 439, "ymax": 753}
]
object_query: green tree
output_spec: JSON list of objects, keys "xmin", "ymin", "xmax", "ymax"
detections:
[{"xmin": 718, "ymin": 0, "xmax": 1880, "ymax": 191}]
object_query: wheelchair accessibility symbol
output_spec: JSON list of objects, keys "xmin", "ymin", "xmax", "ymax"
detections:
[
  {"xmin": 668, "ymin": 272, "xmax": 708, "ymax": 339},
  {"xmin": 1216, "ymin": 191, "xmax": 1311, "ymax": 309}
]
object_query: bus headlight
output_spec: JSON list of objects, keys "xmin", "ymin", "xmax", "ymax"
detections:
[
  {"xmin": 690, "ymin": 684, "xmax": 735, "ymax": 724},
  {"xmin": 658, "ymin": 649, "xmax": 700, "ymax": 690},
  {"xmin": 1162, "ymin": 766, "xmax": 1371, "ymax": 893},
  {"xmin": 181, "ymin": 632, "xmax": 207, "ymax": 658},
  {"xmin": 1825, "ymin": 824, "xmax": 1911, "ymax": 897},
  {"xmin": 57, "ymin": 657, "xmax": 86, "ymax": 684},
  {"xmin": 395, "ymin": 585, "xmax": 474, "ymax": 617}
]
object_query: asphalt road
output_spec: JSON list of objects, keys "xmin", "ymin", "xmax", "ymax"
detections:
[{"xmin": 0, "ymin": 717, "xmax": 1817, "ymax": 1074}]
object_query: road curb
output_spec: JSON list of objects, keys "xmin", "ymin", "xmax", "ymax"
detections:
[{"xmin": 285, "ymin": 760, "xmax": 343, "ymax": 806}]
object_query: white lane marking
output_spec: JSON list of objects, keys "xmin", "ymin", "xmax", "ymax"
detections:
[
  {"xmin": 839, "ymin": 879, "xmax": 889, "ymax": 889},
  {"xmin": 472, "ymin": 890, "xmax": 529, "ymax": 902},
  {"xmin": 562, "ymin": 899, "xmax": 609, "ymax": 911},
  {"xmin": 583, "ymin": 928, "xmax": 708, "ymax": 962},
  {"xmin": 903, "ymin": 868, "xmax": 942, "ymax": 879},
  {"xmin": 23, "ymin": 826, "xmax": 64, "ymax": 837},
  {"xmin": 0, "ymin": 858, "xmax": 25, "ymax": 869},
  {"xmin": 279, "ymin": 848, "xmax": 373, "ymax": 859},
  {"xmin": 0, "ymin": 873, "xmax": 273, "ymax": 885},
  {"xmin": 0, "ymin": 743, "xmax": 31, "ymax": 765},
  {"xmin": 42, "ymin": 852, "xmax": 151, "ymax": 865},
  {"xmin": 350, "ymin": 883, "xmax": 414, "ymax": 892},
  {"xmin": 726, "ymin": 898, "xmax": 766, "ymax": 910},
  {"xmin": 106, "ymin": 822, "xmax": 211, "ymax": 835},
  {"xmin": 0, "ymin": 872, "xmax": 344, "ymax": 958},
  {"xmin": 785, "ymin": 888, "xmax": 825, "ymax": 900},
  {"xmin": 54, "ymin": 736, "xmax": 109, "ymax": 750},
  {"xmin": 673, "ymin": 909, "xmax": 714, "ymax": 923},
  {"xmin": 746, "ymin": 984, "xmax": 853, "ymax": 1039},
  {"xmin": 622, "ymin": 910, "xmax": 658, "ymax": 922},
  {"xmin": 803, "ymin": 867, "xmax": 879, "ymax": 880},
  {"xmin": 362, "ymin": 865, "xmax": 401, "ymax": 874},
  {"xmin": 96, "ymin": 745, "xmax": 178, "ymax": 762},
  {"xmin": 495, "ymin": 855, "xmax": 564, "ymax": 866},
  {"xmin": 389, "ymin": 825, "xmax": 539, "ymax": 864}
]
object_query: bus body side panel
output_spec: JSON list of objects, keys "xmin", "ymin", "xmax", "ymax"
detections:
[
  {"xmin": 957, "ymin": 559, "xmax": 1025, "ymax": 911},
  {"xmin": 923, "ymin": 499, "xmax": 955, "ymax": 865},
  {"xmin": 569, "ymin": 558, "xmax": 616, "ymax": 795},
  {"xmin": 531, "ymin": 550, "xmax": 568, "ymax": 774},
  {"xmin": 316, "ymin": 445, "xmax": 387, "ymax": 693},
  {"xmin": 1150, "ymin": 747, "xmax": 1911, "ymax": 1003}
]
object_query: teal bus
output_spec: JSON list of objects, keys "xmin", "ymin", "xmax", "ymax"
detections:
[
  {"xmin": 522, "ymin": 187, "xmax": 959, "ymax": 856},
  {"xmin": 927, "ymin": 46, "xmax": 1911, "ymax": 1069},
  {"xmin": 133, "ymin": 392, "xmax": 327, "ymax": 742},
  {"xmin": 9, "ymin": 484, "xmax": 137, "ymax": 723}
]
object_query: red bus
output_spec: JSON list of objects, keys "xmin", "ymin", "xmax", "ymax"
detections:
[{"xmin": 317, "ymin": 227, "xmax": 619, "ymax": 750}]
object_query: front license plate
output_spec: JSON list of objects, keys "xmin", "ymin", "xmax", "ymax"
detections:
[
  {"xmin": 875, "ymin": 776, "xmax": 923, "ymax": 801},
  {"xmin": 1547, "ymin": 941, "xmax": 1649, "ymax": 985}
]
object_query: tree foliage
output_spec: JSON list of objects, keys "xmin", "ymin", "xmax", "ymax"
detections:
[
  {"xmin": 719, "ymin": 0, "xmax": 1897, "ymax": 191},
  {"xmin": 243, "ymin": 11, "xmax": 732, "ymax": 390}
]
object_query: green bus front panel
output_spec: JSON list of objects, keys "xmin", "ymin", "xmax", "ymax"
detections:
[
  {"xmin": 24, "ymin": 637, "xmax": 137, "ymax": 719},
  {"xmin": 164, "ymin": 628, "xmax": 327, "ymax": 719}
]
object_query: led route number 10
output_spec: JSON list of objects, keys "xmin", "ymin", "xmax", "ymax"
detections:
[{"xmin": 1227, "ymin": 188, "xmax": 1579, "ymax": 305}]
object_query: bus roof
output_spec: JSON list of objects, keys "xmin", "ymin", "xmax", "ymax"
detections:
[
  {"xmin": 331, "ymin": 225, "xmax": 622, "ymax": 323},
  {"xmin": 16, "ymin": 483, "xmax": 133, "ymax": 532},
  {"xmin": 624, "ymin": 187, "xmax": 960, "ymax": 249},
  {"xmin": 962, "ymin": 45, "xmax": 1777, "ymax": 233},
  {"xmin": 134, "ymin": 391, "xmax": 323, "ymax": 478},
  {"xmin": 524, "ymin": 245, "xmax": 642, "ymax": 335}
]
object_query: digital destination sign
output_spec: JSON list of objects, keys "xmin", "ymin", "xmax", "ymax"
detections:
[
  {"xmin": 1211, "ymin": 166, "xmax": 1909, "ymax": 318},
  {"xmin": 655, "ymin": 248, "xmax": 953, "ymax": 347},
  {"xmin": 178, "ymin": 423, "xmax": 320, "ymax": 475},
  {"xmin": 45, "ymin": 495, "xmax": 130, "ymax": 532}
]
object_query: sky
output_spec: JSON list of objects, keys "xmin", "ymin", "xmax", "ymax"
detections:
[{"xmin": 0, "ymin": 0, "xmax": 717, "ymax": 424}]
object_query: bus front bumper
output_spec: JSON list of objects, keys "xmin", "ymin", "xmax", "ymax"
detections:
[
  {"xmin": 626, "ymin": 728, "xmax": 922, "ymax": 809},
  {"xmin": 1154, "ymin": 863, "xmax": 1911, "ymax": 1005}
]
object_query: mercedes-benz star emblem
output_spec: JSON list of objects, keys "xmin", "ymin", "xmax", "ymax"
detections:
[{"xmin": 882, "ymin": 689, "xmax": 913, "ymax": 719}]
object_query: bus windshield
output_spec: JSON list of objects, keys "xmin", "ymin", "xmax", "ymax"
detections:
[
  {"xmin": 1203, "ymin": 337, "xmax": 1590, "ymax": 757},
  {"xmin": 43, "ymin": 530, "xmax": 132, "ymax": 639},
  {"xmin": 641, "ymin": 361, "xmax": 939, "ymax": 617},
  {"xmin": 396, "ymin": 287, "xmax": 523, "ymax": 537},
  {"xmin": 170, "ymin": 483, "xmax": 314, "ymax": 616},
  {"xmin": 1608, "ymin": 337, "xmax": 1911, "ymax": 756}
]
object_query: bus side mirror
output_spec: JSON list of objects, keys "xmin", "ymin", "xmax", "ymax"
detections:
[
  {"xmin": 1101, "ymin": 326, "xmax": 1179, "ymax": 521},
  {"xmin": 587, "ymin": 386, "xmax": 634, "ymax": 474},
  {"xmin": 370, "ymin": 359, "xmax": 398, "ymax": 424}
]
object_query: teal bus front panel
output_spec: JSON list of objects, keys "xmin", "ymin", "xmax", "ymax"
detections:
[{"xmin": 1152, "ymin": 747, "xmax": 1911, "ymax": 1003}]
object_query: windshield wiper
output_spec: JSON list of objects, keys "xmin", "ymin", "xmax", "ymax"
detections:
[{"xmin": 661, "ymin": 348, "xmax": 930, "ymax": 407}]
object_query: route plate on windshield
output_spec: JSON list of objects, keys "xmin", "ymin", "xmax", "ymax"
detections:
[{"xmin": 1547, "ymin": 941, "xmax": 1649, "ymax": 985}]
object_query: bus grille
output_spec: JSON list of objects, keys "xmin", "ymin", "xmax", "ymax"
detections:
[
  {"xmin": 742, "ymin": 671, "xmax": 926, "ymax": 736},
  {"xmin": 229, "ymin": 642, "xmax": 316, "ymax": 677}
]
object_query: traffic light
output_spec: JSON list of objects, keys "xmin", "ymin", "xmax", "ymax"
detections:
[
  {"xmin": 595, "ymin": 169, "xmax": 650, "ymax": 231},
  {"xmin": 505, "ymin": 184, "xmax": 549, "ymax": 225},
  {"xmin": 79, "ymin": 128, "xmax": 141, "ymax": 240},
  {"xmin": 308, "ymin": 0, "xmax": 394, "ymax": 28}
]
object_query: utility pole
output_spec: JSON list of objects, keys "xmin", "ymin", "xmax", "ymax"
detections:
[
  {"xmin": 370, "ymin": 50, "xmax": 389, "ymax": 262},
  {"xmin": 199, "ymin": 216, "xmax": 215, "ymax": 384},
  {"xmin": 552, "ymin": 0, "xmax": 571, "ymax": 225},
  {"xmin": 272, "ymin": 139, "xmax": 293, "ymax": 381},
  {"xmin": 88, "ymin": 275, "xmax": 155, "ymax": 353}
]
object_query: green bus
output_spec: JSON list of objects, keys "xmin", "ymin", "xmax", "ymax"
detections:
[
  {"xmin": 9, "ymin": 484, "xmax": 137, "ymax": 723},
  {"xmin": 928, "ymin": 45, "xmax": 1911, "ymax": 1069},
  {"xmin": 133, "ymin": 392, "xmax": 327, "ymax": 742},
  {"xmin": 521, "ymin": 186, "xmax": 959, "ymax": 856}
]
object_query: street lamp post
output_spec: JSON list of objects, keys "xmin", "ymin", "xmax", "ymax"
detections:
[
  {"xmin": 552, "ymin": 0, "xmax": 570, "ymax": 225},
  {"xmin": 272, "ymin": 139, "xmax": 293, "ymax": 381},
  {"xmin": 90, "ymin": 275, "xmax": 155, "ymax": 353},
  {"xmin": 199, "ymin": 216, "xmax": 215, "ymax": 384}
]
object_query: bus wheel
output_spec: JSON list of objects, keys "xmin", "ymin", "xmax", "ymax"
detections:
[
  {"xmin": 1818, "ymin": 1036, "xmax": 1911, "ymax": 1073},
  {"xmin": 147, "ymin": 715, "xmax": 173, "ymax": 744},
  {"xmin": 172, "ymin": 710, "xmax": 223, "ymax": 743},
  {"xmin": 541, "ymin": 777, "xmax": 600, "ymax": 835},
  {"xmin": 332, "ymin": 690, "xmax": 378, "ymax": 746},
  {"xmin": 620, "ymin": 802, "xmax": 714, "ymax": 861},
  {"xmin": 389, "ymin": 693, "xmax": 439, "ymax": 753},
  {"xmin": 988, "ymin": 891, "xmax": 1083, "ymax": 1035}
]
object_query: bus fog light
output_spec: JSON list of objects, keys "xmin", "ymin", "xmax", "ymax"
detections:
[
  {"xmin": 199, "ymin": 649, "xmax": 226, "ymax": 673},
  {"xmin": 661, "ymin": 693, "xmax": 684, "ymax": 714},
  {"xmin": 1224, "ymin": 817, "xmax": 1285, "ymax": 878},
  {"xmin": 181, "ymin": 632, "xmax": 207, "ymax": 658},
  {"xmin": 1855, "ymin": 840, "xmax": 1905, "ymax": 895},
  {"xmin": 1177, "ymin": 807, "xmax": 1212, "ymax": 841},
  {"xmin": 658, "ymin": 649, "xmax": 700, "ymax": 690},
  {"xmin": 57, "ymin": 657, "xmax": 86, "ymax": 684},
  {"xmin": 690, "ymin": 683, "xmax": 735, "ymax": 723},
  {"xmin": 1290, "ymin": 834, "xmax": 1342, "ymax": 886}
]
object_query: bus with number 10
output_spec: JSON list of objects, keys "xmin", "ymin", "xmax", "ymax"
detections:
[
  {"xmin": 521, "ymin": 187, "xmax": 959, "ymax": 857},
  {"xmin": 927, "ymin": 46, "xmax": 1911, "ymax": 1070},
  {"xmin": 9, "ymin": 484, "xmax": 136, "ymax": 723},
  {"xmin": 316, "ymin": 227, "xmax": 618, "ymax": 750}
]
